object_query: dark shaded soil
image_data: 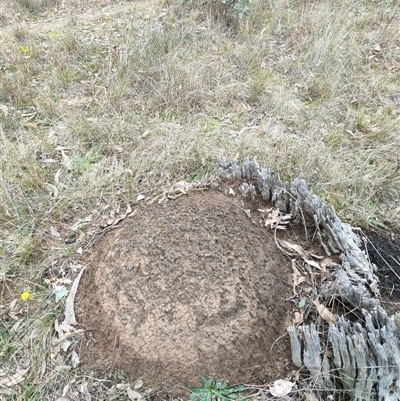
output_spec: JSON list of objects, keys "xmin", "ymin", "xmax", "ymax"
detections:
[
  {"xmin": 77, "ymin": 190, "xmax": 294, "ymax": 392},
  {"xmin": 363, "ymin": 229, "xmax": 400, "ymax": 301}
]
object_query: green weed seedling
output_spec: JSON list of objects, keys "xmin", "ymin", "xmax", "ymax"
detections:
[{"xmin": 190, "ymin": 376, "xmax": 245, "ymax": 401}]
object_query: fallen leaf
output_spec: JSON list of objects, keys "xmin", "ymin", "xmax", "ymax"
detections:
[
  {"xmin": 312, "ymin": 299, "xmax": 337, "ymax": 323},
  {"xmin": 58, "ymin": 323, "xmax": 75, "ymax": 333},
  {"xmin": 62, "ymin": 340, "xmax": 72, "ymax": 352},
  {"xmin": 8, "ymin": 312, "xmax": 19, "ymax": 321},
  {"xmin": 10, "ymin": 319, "xmax": 23, "ymax": 333},
  {"xmin": 277, "ymin": 239, "xmax": 301, "ymax": 255},
  {"xmin": 50, "ymin": 226, "xmax": 61, "ymax": 240},
  {"xmin": 62, "ymin": 266, "xmax": 86, "ymax": 326},
  {"xmin": 69, "ymin": 216, "xmax": 92, "ymax": 231},
  {"xmin": 9, "ymin": 299, "xmax": 17, "ymax": 311},
  {"xmin": 61, "ymin": 149, "xmax": 72, "ymax": 171},
  {"xmin": 134, "ymin": 379, "xmax": 143, "ymax": 390},
  {"xmin": 304, "ymin": 258, "xmax": 322, "ymax": 270},
  {"xmin": 71, "ymin": 351, "xmax": 79, "ymax": 368},
  {"xmin": 41, "ymin": 360, "xmax": 46, "ymax": 378},
  {"xmin": 294, "ymin": 311, "xmax": 303, "ymax": 324},
  {"xmin": 127, "ymin": 387, "xmax": 145, "ymax": 401},
  {"xmin": 269, "ymin": 379, "xmax": 295, "ymax": 397},
  {"xmin": 46, "ymin": 183, "xmax": 59, "ymax": 198},
  {"xmin": 0, "ymin": 367, "xmax": 30, "ymax": 387},
  {"xmin": 277, "ymin": 239, "xmax": 322, "ymax": 270},
  {"xmin": 48, "ymin": 128, "xmax": 58, "ymax": 145}
]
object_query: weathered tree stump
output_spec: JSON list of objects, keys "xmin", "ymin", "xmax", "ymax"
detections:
[{"xmin": 217, "ymin": 159, "xmax": 400, "ymax": 401}]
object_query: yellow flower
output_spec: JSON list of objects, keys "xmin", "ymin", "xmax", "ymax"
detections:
[{"xmin": 21, "ymin": 291, "xmax": 31, "ymax": 301}]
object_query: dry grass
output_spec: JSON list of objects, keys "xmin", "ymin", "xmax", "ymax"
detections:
[{"xmin": 0, "ymin": 0, "xmax": 400, "ymax": 398}]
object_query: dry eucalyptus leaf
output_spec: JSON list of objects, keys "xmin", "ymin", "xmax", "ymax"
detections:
[
  {"xmin": 0, "ymin": 367, "xmax": 30, "ymax": 387},
  {"xmin": 47, "ymin": 128, "xmax": 58, "ymax": 145},
  {"xmin": 69, "ymin": 216, "xmax": 92, "ymax": 231},
  {"xmin": 61, "ymin": 149, "xmax": 72, "ymax": 171},
  {"xmin": 269, "ymin": 379, "xmax": 295, "ymax": 397},
  {"xmin": 304, "ymin": 258, "xmax": 322, "ymax": 270},
  {"xmin": 276, "ymin": 239, "xmax": 300, "ymax": 256},
  {"xmin": 54, "ymin": 169, "xmax": 61, "ymax": 183},
  {"xmin": 41, "ymin": 360, "xmax": 47, "ymax": 378},
  {"xmin": 134, "ymin": 380, "xmax": 144, "ymax": 390},
  {"xmin": 294, "ymin": 311, "xmax": 303, "ymax": 324},
  {"xmin": 9, "ymin": 299, "xmax": 17, "ymax": 310},
  {"xmin": 62, "ymin": 340, "xmax": 72, "ymax": 352},
  {"xmin": 8, "ymin": 312, "xmax": 19, "ymax": 321},
  {"xmin": 10, "ymin": 319, "xmax": 23, "ymax": 333},
  {"xmin": 62, "ymin": 266, "xmax": 86, "ymax": 326},
  {"xmin": 277, "ymin": 239, "xmax": 322, "ymax": 270},
  {"xmin": 127, "ymin": 387, "xmax": 145, "ymax": 401},
  {"xmin": 312, "ymin": 300, "xmax": 337, "ymax": 323},
  {"xmin": 58, "ymin": 323, "xmax": 75, "ymax": 333},
  {"xmin": 71, "ymin": 351, "xmax": 80, "ymax": 368},
  {"xmin": 50, "ymin": 226, "xmax": 61, "ymax": 240}
]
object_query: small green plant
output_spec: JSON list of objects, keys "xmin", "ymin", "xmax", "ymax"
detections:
[
  {"xmin": 190, "ymin": 377, "xmax": 245, "ymax": 401},
  {"xmin": 231, "ymin": 0, "xmax": 252, "ymax": 19},
  {"xmin": 72, "ymin": 148, "xmax": 97, "ymax": 174}
]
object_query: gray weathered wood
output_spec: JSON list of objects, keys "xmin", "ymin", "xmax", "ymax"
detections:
[{"xmin": 217, "ymin": 158, "xmax": 400, "ymax": 401}]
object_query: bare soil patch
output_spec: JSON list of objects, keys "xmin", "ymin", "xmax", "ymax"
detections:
[{"xmin": 77, "ymin": 190, "xmax": 294, "ymax": 391}]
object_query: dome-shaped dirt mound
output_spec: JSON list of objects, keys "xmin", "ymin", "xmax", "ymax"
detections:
[{"xmin": 77, "ymin": 190, "xmax": 292, "ymax": 388}]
